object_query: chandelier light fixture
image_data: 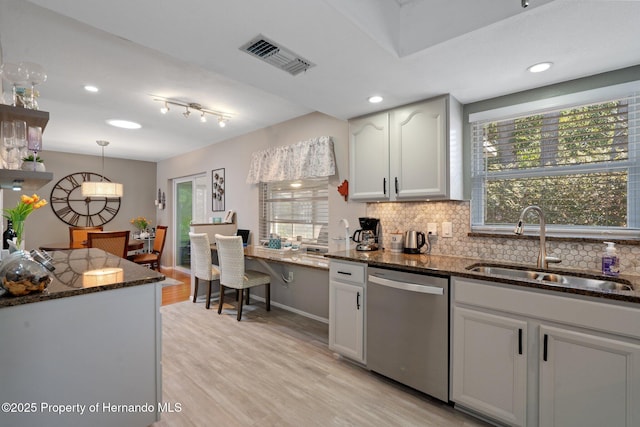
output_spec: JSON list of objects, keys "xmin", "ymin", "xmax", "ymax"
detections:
[
  {"xmin": 81, "ymin": 140, "xmax": 123, "ymax": 198},
  {"xmin": 153, "ymin": 97, "xmax": 232, "ymax": 128}
]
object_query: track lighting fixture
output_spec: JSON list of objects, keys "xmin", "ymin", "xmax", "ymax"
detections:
[
  {"xmin": 521, "ymin": 0, "xmax": 529, "ymax": 7},
  {"xmin": 153, "ymin": 97, "xmax": 232, "ymax": 127}
]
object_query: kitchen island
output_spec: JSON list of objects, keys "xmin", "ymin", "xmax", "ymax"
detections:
[{"xmin": 0, "ymin": 248, "xmax": 164, "ymax": 427}]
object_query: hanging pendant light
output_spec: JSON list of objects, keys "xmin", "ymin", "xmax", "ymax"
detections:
[{"xmin": 81, "ymin": 140, "xmax": 123, "ymax": 197}]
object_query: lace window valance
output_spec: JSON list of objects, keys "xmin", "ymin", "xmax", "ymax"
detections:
[{"xmin": 246, "ymin": 136, "xmax": 336, "ymax": 184}]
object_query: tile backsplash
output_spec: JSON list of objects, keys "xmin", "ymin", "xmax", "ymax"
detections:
[{"xmin": 367, "ymin": 201, "xmax": 640, "ymax": 275}]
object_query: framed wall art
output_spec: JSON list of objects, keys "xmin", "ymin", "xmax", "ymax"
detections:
[{"xmin": 212, "ymin": 168, "xmax": 225, "ymax": 211}]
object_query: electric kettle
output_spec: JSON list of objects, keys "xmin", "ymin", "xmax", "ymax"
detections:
[{"xmin": 403, "ymin": 231, "xmax": 426, "ymax": 254}]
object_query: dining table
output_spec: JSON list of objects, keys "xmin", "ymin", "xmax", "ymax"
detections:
[{"xmin": 39, "ymin": 239, "xmax": 145, "ymax": 252}]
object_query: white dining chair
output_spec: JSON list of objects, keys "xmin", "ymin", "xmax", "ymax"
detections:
[
  {"xmin": 215, "ymin": 234, "xmax": 271, "ymax": 321},
  {"xmin": 189, "ymin": 232, "xmax": 221, "ymax": 309}
]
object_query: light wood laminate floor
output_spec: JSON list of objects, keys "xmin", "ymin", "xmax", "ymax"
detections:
[{"xmin": 153, "ymin": 300, "xmax": 489, "ymax": 427}]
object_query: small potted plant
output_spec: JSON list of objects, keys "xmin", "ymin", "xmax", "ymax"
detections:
[
  {"xmin": 21, "ymin": 154, "xmax": 45, "ymax": 172},
  {"xmin": 131, "ymin": 216, "xmax": 151, "ymax": 239}
]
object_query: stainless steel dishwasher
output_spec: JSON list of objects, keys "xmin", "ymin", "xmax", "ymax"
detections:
[{"xmin": 367, "ymin": 267, "xmax": 449, "ymax": 402}]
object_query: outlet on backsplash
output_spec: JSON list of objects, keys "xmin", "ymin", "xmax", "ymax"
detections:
[
  {"xmin": 427, "ymin": 223, "xmax": 437, "ymax": 236},
  {"xmin": 442, "ymin": 222, "xmax": 453, "ymax": 238}
]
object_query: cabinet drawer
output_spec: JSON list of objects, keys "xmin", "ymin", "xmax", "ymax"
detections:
[{"xmin": 330, "ymin": 261, "xmax": 366, "ymax": 284}]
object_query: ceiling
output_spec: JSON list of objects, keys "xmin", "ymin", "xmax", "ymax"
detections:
[{"xmin": 0, "ymin": 0, "xmax": 639, "ymax": 162}]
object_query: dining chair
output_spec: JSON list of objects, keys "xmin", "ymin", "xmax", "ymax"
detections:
[
  {"xmin": 188, "ymin": 232, "xmax": 221, "ymax": 309},
  {"xmin": 69, "ymin": 226, "xmax": 103, "ymax": 244},
  {"xmin": 131, "ymin": 225, "xmax": 168, "ymax": 271},
  {"xmin": 215, "ymin": 234, "xmax": 271, "ymax": 321},
  {"xmin": 87, "ymin": 230, "xmax": 130, "ymax": 258}
]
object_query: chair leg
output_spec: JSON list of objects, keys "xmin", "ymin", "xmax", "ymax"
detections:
[
  {"xmin": 218, "ymin": 285, "xmax": 225, "ymax": 314},
  {"xmin": 245, "ymin": 288, "xmax": 250, "ymax": 305},
  {"xmin": 193, "ymin": 277, "xmax": 199, "ymax": 303},
  {"xmin": 235, "ymin": 289, "xmax": 240, "ymax": 301},
  {"xmin": 237, "ymin": 289, "xmax": 244, "ymax": 321},
  {"xmin": 206, "ymin": 280, "xmax": 212, "ymax": 310},
  {"xmin": 265, "ymin": 283, "xmax": 271, "ymax": 311}
]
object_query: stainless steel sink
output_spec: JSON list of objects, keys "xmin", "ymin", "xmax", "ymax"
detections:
[{"xmin": 468, "ymin": 264, "xmax": 633, "ymax": 292}]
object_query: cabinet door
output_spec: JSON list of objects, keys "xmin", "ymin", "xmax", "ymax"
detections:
[
  {"xmin": 539, "ymin": 325, "xmax": 640, "ymax": 427},
  {"xmin": 329, "ymin": 281, "xmax": 364, "ymax": 363},
  {"xmin": 390, "ymin": 97, "xmax": 447, "ymax": 199},
  {"xmin": 452, "ymin": 306, "xmax": 528, "ymax": 427},
  {"xmin": 349, "ymin": 112, "xmax": 390, "ymax": 201}
]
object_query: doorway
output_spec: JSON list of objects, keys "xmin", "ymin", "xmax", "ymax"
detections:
[{"xmin": 174, "ymin": 174, "xmax": 208, "ymax": 272}]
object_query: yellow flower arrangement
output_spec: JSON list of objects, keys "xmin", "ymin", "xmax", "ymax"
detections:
[
  {"xmin": 130, "ymin": 216, "xmax": 151, "ymax": 231},
  {"xmin": 3, "ymin": 194, "xmax": 48, "ymax": 247}
]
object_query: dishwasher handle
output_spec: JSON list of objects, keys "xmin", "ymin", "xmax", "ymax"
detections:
[{"xmin": 368, "ymin": 274, "xmax": 444, "ymax": 295}]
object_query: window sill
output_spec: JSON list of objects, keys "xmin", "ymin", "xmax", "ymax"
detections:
[{"xmin": 468, "ymin": 232, "xmax": 640, "ymax": 246}]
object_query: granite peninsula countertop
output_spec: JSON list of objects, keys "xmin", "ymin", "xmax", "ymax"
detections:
[
  {"xmin": 325, "ymin": 250, "xmax": 640, "ymax": 305},
  {"xmin": 0, "ymin": 248, "xmax": 165, "ymax": 308}
]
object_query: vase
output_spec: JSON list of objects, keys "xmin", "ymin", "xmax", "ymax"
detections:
[
  {"xmin": 21, "ymin": 161, "xmax": 46, "ymax": 172},
  {"xmin": 13, "ymin": 220, "xmax": 24, "ymax": 250}
]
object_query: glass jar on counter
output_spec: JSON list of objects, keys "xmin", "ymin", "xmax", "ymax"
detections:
[{"xmin": 0, "ymin": 250, "xmax": 54, "ymax": 296}]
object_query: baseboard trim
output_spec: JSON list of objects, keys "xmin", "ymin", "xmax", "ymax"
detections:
[{"xmin": 250, "ymin": 294, "xmax": 328, "ymax": 324}]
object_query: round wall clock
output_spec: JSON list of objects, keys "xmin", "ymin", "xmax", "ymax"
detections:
[{"xmin": 50, "ymin": 172, "xmax": 121, "ymax": 226}]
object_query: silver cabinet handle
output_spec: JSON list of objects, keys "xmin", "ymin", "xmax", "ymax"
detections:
[{"xmin": 368, "ymin": 275, "xmax": 443, "ymax": 295}]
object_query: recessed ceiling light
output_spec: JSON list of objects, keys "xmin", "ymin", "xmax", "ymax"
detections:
[
  {"xmin": 106, "ymin": 119, "xmax": 141, "ymax": 129},
  {"xmin": 84, "ymin": 85, "xmax": 99, "ymax": 93},
  {"xmin": 368, "ymin": 95, "xmax": 383, "ymax": 103},
  {"xmin": 527, "ymin": 62, "xmax": 552, "ymax": 73}
]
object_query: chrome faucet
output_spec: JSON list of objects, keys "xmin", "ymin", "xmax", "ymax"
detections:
[{"xmin": 514, "ymin": 205, "xmax": 559, "ymax": 269}]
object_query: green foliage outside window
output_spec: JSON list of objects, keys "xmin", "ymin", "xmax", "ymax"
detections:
[{"xmin": 479, "ymin": 100, "xmax": 630, "ymax": 227}]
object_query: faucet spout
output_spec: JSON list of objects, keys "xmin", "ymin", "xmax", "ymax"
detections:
[{"xmin": 514, "ymin": 205, "xmax": 548, "ymax": 269}]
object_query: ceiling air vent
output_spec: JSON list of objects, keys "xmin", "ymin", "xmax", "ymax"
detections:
[{"xmin": 240, "ymin": 35, "xmax": 315, "ymax": 76}]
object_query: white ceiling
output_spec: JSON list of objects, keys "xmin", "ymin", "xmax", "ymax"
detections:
[{"xmin": 0, "ymin": 0, "xmax": 639, "ymax": 162}]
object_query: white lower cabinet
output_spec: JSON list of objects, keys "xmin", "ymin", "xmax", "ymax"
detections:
[
  {"xmin": 539, "ymin": 325, "xmax": 640, "ymax": 427},
  {"xmin": 452, "ymin": 277, "xmax": 640, "ymax": 427},
  {"xmin": 329, "ymin": 260, "xmax": 366, "ymax": 363},
  {"xmin": 452, "ymin": 307, "xmax": 527, "ymax": 426}
]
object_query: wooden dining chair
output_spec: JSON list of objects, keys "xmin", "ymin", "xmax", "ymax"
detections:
[
  {"xmin": 189, "ymin": 232, "xmax": 221, "ymax": 309},
  {"xmin": 215, "ymin": 234, "xmax": 271, "ymax": 321},
  {"xmin": 69, "ymin": 226, "xmax": 103, "ymax": 244},
  {"xmin": 131, "ymin": 226, "xmax": 168, "ymax": 271},
  {"xmin": 87, "ymin": 231, "xmax": 130, "ymax": 258}
]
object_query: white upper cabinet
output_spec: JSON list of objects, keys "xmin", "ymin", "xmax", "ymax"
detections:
[
  {"xmin": 349, "ymin": 95, "xmax": 462, "ymax": 202},
  {"xmin": 348, "ymin": 112, "xmax": 390, "ymax": 200}
]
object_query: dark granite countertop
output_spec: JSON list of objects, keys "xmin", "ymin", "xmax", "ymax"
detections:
[
  {"xmin": 325, "ymin": 250, "xmax": 640, "ymax": 305},
  {"xmin": 0, "ymin": 248, "xmax": 165, "ymax": 308}
]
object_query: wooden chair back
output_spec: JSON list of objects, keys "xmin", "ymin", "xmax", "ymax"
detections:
[
  {"xmin": 152, "ymin": 226, "xmax": 168, "ymax": 257},
  {"xmin": 69, "ymin": 226, "xmax": 103, "ymax": 243},
  {"xmin": 88, "ymin": 231, "xmax": 130, "ymax": 258}
]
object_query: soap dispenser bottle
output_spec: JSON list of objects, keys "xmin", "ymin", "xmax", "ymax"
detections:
[{"xmin": 601, "ymin": 241, "xmax": 620, "ymax": 276}]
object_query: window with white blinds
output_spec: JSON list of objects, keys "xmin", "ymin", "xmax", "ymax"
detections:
[
  {"xmin": 471, "ymin": 91, "xmax": 640, "ymax": 237},
  {"xmin": 259, "ymin": 178, "xmax": 329, "ymax": 246}
]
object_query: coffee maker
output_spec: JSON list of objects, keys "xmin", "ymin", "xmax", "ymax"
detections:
[{"xmin": 352, "ymin": 217, "xmax": 380, "ymax": 251}]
